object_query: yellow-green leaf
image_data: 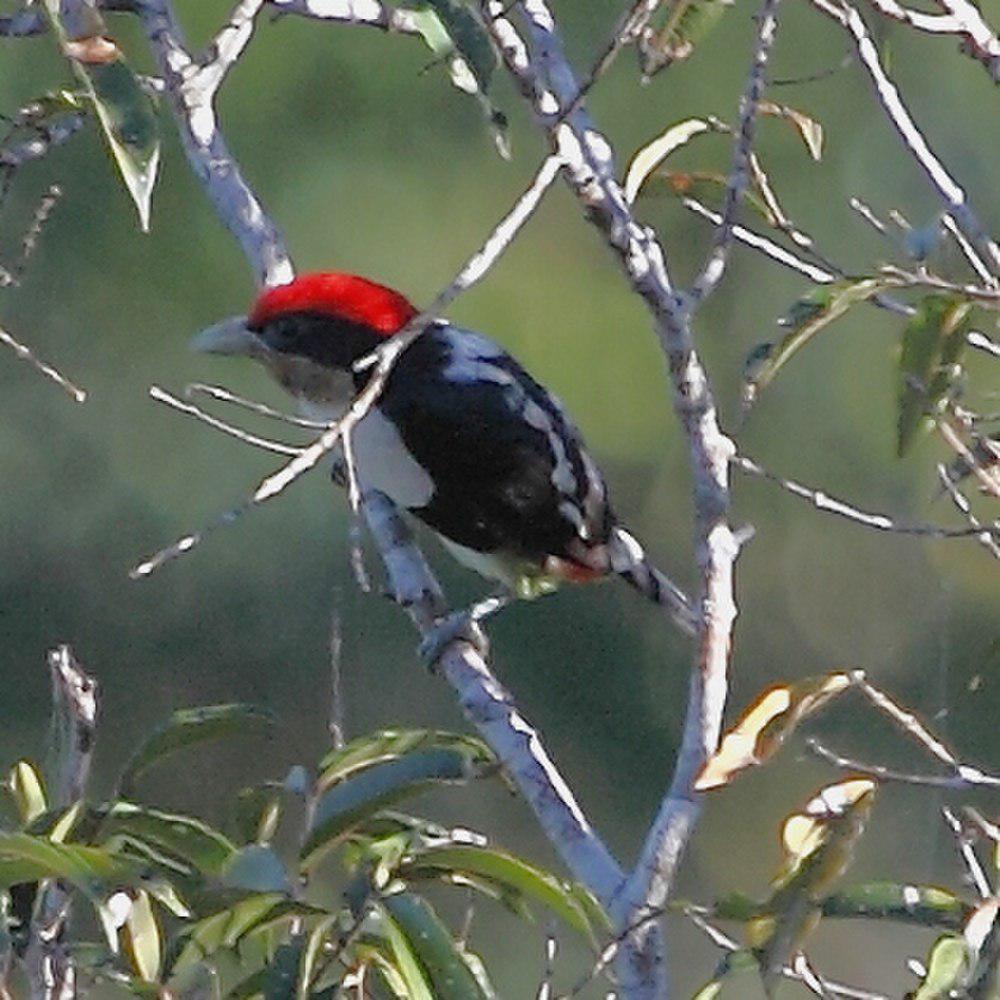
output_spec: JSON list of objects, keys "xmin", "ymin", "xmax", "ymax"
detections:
[
  {"xmin": 697, "ymin": 672, "xmax": 854, "ymax": 790},
  {"xmin": 41, "ymin": 1, "xmax": 160, "ymax": 230},
  {"xmin": 760, "ymin": 101, "xmax": 824, "ymax": 160},
  {"xmin": 123, "ymin": 890, "xmax": 161, "ymax": 982},
  {"xmin": 10, "ymin": 760, "xmax": 47, "ymax": 825},
  {"xmin": 897, "ymin": 294, "xmax": 972, "ymax": 456},
  {"xmin": 623, "ymin": 118, "xmax": 718, "ymax": 203},
  {"xmin": 744, "ymin": 279, "xmax": 887, "ymax": 409}
]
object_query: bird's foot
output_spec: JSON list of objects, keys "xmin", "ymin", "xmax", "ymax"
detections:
[{"xmin": 418, "ymin": 594, "xmax": 509, "ymax": 670}]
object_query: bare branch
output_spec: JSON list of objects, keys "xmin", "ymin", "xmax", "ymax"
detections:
[
  {"xmin": 25, "ymin": 647, "xmax": 98, "ymax": 1000},
  {"xmin": 735, "ymin": 453, "xmax": 999, "ymax": 540},
  {"xmin": 807, "ymin": 736, "xmax": 1000, "ymax": 790},
  {"xmin": 865, "ymin": 0, "xmax": 1000, "ymax": 80},
  {"xmin": 942, "ymin": 806, "xmax": 993, "ymax": 899},
  {"xmin": 184, "ymin": 382, "xmax": 330, "ymax": 428},
  {"xmin": 692, "ymin": 0, "xmax": 783, "ymax": 302},
  {"xmin": 362, "ymin": 490, "xmax": 627, "ymax": 906},
  {"xmin": 482, "ymin": 1, "xmax": 747, "ymax": 994},
  {"xmin": 0, "ymin": 9, "xmax": 46, "ymax": 36},
  {"xmin": 192, "ymin": 0, "xmax": 268, "ymax": 100},
  {"xmin": 266, "ymin": 0, "xmax": 421, "ymax": 34},
  {"xmin": 0, "ymin": 324, "xmax": 87, "ymax": 403},
  {"xmin": 149, "ymin": 384, "xmax": 305, "ymax": 455},
  {"xmin": 134, "ymin": 0, "xmax": 293, "ymax": 287},
  {"xmin": 809, "ymin": 0, "xmax": 1000, "ymax": 276},
  {"xmin": 937, "ymin": 464, "xmax": 1000, "ymax": 559}
]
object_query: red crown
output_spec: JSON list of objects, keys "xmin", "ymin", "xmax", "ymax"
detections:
[{"xmin": 249, "ymin": 272, "xmax": 417, "ymax": 335}]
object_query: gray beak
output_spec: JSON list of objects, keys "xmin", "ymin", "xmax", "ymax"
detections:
[{"xmin": 190, "ymin": 315, "xmax": 262, "ymax": 357}]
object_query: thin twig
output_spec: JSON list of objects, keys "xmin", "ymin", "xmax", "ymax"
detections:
[
  {"xmin": 937, "ymin": 464, "xmax": 1000, "ymax": 559},
  {"xmin": 136, "ymin": 0, "xmax": 293, "ymax": 287},
  {"xmin": 879, "ymin": 264, "xmax": 1000, "ymax": 304},
  {"xmin": 266, "ymin": 0, "xmax": 421, "ymax": 34},
  {"xmin": 806, "ymin": 737, "xmax": 1000, "ymax": 790},
  {"xmin": 735, "ymin": 453, "xmax": 998, "ymax": 540},
  {"xmin": 0, "ymin": 324, "xmax": 87, "ymax": 403},
  {"xmin": 692, "ymin": 0, "xmax": 783, "ymax": 302},
  {"xmin": 483, "ymin": 2, "xmax": 743, "ymax": 995},
  {"xmin": 849, "ymin": 196, "xmax": 887, "ymax": 234},
  {"xmin": 328, "ymin": 591, "xmax": 346, "ymax": 750},
  {"xmin": 25, "ymin": 647, "xmax": 98, "ymax": 1000},
  {"xmin": 937, "ymin": 420, "xmax": 1000, "ymax": 499},
  {"xmin": 684, "ymin": 907, "xmax": 888, "ymax": 1000},
  {"xmin": 808, "ymin": 0, "xmax": 1000, "ymax": 276},
  {"xmin": 941, "ymin": 213, "xmax": 999, "ymax": 291},
  {"xmin": 149, "ymin": 385, "xmax": 304, "ymax": 455},
  {"xmin": 856, "ymin": 678, "xmax": 1000, "ymax": 792},
  {"xmin": 185, "ymin": 382, "xmax": 330, "ymax": 428},
  {"xmin": 0, "ymin": 185, "xmax": 62, "ymax": 289},
  {"xmin": 941, "ymin": 807, "xmax": 992, "ymax": 899}
]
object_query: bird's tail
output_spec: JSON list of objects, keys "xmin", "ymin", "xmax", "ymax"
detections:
[{"xmin": 610, "ymin": 527, "xmax": 698, "ymax": 636}]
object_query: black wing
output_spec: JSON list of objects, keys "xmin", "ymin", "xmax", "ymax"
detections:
[{"xmin": 377, "ymin": 324, "xmax": 613, "ymax": 562}]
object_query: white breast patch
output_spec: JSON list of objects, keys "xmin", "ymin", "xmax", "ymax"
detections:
[
  {"xmin": 298, "ymin": 399, "xmax": 434, "ymax": 510},
  {"xmin": 351, "ymin": 407, "xmax": 435, "ymax": 509}
]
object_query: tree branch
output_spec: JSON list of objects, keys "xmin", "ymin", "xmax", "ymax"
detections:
[
  {"xmin": 134, "ymin": 0, "xmax": 293, "ymax": 287},
  {"xmin": 482, "ymin": 1, "xmax": 745, "ymax": 994},
  {"xmin": 25, "ymin": 647, "xmax": 98, "ymax": 1000},
  {"xmin": 691, "ymin": 0, "xmax": 783, "ymax": 302},
  {"xmin": 266, "ymin": 0, "xmax": 421, "ymax": 34},
  {"xmin": 362, "ymin": 491, "xmax": 627, "ymax": 906},
  {"xmin": 809, "ymin": 0, "xmax": 1000, "ymax": 276}
]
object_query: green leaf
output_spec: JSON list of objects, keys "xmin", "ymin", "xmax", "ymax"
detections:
[
  {"xmin": 221, "ymin": 845, "xmax": 292, "ymax": 895},
  {"xmin": 912, "ymin": 935, "xmax": 970, "ymax": 999},
  {"xmin": 123, "ymin": 890, "xmax": 161, "ymax": 983},
  {"xmin": 822, "ymin": 882, "xmax": 968, "ymax": 929},
  {"xmin": 119, "ymin": 704, "xmax": 274, "ymax": 796},
  {"xmin": 623, "ymin": 117, "xmax": 719, "ymax": 203},
  {"xmin": 399, "ymin": 845, "xmax": 607, "ymax": 941},
  {"xmin": 897, "ymin": 295, "xmax": 972, "ymax": 456},
  {"xmin": 744, "ymin": 279, "xmax": 887, "ymax": 408},
  {"xmin": 381, "ymin": 892, "xmax": 488, "ymax": 1000},
  {"xmin": 172, "ymin": 894, "xmax": 321, "ymax": 972},
  {"xmin": 304, "ymin": 747, "xmax": 492, "ymax": 867},
  {"xmin": 303, "ymin": 731, "xmax": 494, "ymax": 866},
  {"xmin": 639, "ymin": 0, "xmax": 735, "ymax": 77},
  {"xmin": 99, "ymin": 801, "xmax": 236, "ymax": 876},
  {"xmin": 40, "ymin": 2, "xmax": 160, "ymax": 230},
  {"xmin": 409, "ymin": 4, "xmax": 508, "ymax": 158},
  {"xmin": 10, "ymin": 760, "xmax": 47, "ymax": 825},
  {"xmin": 233, "ymin": 782, "xmax": 286, "ymax": 846},
  {"xmin": 696, "ymin": 672, "xmax": 854, "ymax": 790},
  {"xmin": 319, "ymin": 730, "xmax": 492, "ymax": 788},
  {"xmin": 749, "ymin": 779, "xmax": 876, "ymax": 990},
  {"xmin": 0, "ymin": 831, "xmax": 136, "ymax": 891},
  {"xmin": 760, "ymin": 101, "xmax": 824, "ymax": 160}
]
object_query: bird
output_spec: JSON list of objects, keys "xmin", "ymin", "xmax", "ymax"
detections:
[{"xmin": 192, "ymin": 271, "xmax": 695, "ymax": 643}]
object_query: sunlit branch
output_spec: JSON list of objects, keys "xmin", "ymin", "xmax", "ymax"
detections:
[
  {"xmin": 735, "ymin": 453, "xmax": 999, "ymax": 541},
  {"xmin": 809, "ymin": 0, "xmax": 1000, "ymax": 275},
  {"xmin": 691, "ymin": 0, "xmax": 783, "ymax": 302}
]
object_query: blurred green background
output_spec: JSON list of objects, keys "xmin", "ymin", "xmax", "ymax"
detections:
[{"xmin": 0, "ymin": 0, "xmax": 997, "ymax": 994}]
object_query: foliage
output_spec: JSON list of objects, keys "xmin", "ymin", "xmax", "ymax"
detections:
[{"xmin": 0, "ymin": 704, "xmax": 607, "ymax": 998}]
